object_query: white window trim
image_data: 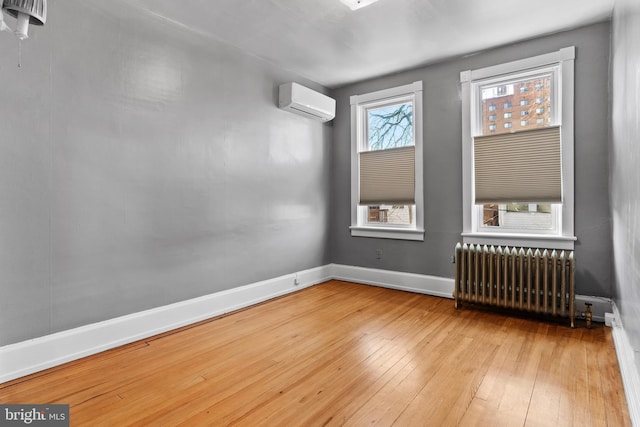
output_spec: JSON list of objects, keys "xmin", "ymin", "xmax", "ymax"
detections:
[
  {"xmin": 350, "ymin": 81, "xmax": 424, "ymax": 241},
  {"xmin": 460, "ymin": 47, "xmax": 576, "ymax": 250}
]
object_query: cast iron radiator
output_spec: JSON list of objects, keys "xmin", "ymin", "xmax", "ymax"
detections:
[{"xmin": 454, "ymin": 243, "xmax": 575, "ymax": 327}]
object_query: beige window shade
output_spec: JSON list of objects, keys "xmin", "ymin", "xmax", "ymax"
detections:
[
  {"xmin": 474, "ymin": 126, "xmax": 561, "ymax": 204},
  {"xmin": 360, "ymin": 145, "xmax": 415, "ymax": 205}
]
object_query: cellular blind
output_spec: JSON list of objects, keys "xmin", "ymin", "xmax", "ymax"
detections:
[
  {"xmin": 474, "ymin": 126, "xmax": 561, "ymax": 203},
  {"xmin": 359, "ymin": 145, "xmax": 415, "ymax": 205}
]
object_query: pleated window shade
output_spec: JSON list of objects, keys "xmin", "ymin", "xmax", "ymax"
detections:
[
  {"xmin": 359, "ymin": 145, "xmax": 415, "ymax": 205},
  {"xmin": 474, "ymin": 126, "xmax": 561, "ymax": 204}
]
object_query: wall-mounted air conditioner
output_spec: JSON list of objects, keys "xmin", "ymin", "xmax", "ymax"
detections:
[{"xmin": 278, "ymin": 82, "xmax": 336, "ymax": 122}]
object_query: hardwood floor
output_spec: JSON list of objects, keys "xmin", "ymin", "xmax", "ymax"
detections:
[{"xmin": 0, "ymin": 281, "xmax": 631, "ymax": 426}]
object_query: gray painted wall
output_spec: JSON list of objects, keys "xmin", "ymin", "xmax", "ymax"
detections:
[
  {"xmin": 0, "ymin": 1, "xmax": 331, "ymax": 346},
  {"xmin": 0, "ymin": 2, "xmax": 617, "ymax": 350},
  {"xmin": 611, "ymin": 0, "xmax": 640, "ymax": 372},
  {"xmin": 330, "ymin": 22, "xmax": 612, "ymax": 297}
]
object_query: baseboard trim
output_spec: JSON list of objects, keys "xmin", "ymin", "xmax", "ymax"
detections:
[
  {"xmin": 328, "ymin": 263, "xmax": 455, "ymax": 299},
  {"xmin": 0, "ymin": 265, "xmax": 332, "ymax": 384},
  {"xmin": 611, "ymin": 302, "xmax": 640, "ymax": 426},
  {"xmin": 0, "ymin": 264, "xmax": 622, "ymax": 387}
]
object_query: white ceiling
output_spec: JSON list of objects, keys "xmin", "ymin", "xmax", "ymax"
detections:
[{"xmin": 123, "ymin": 0, "xmax": 614, "ymax": 88}]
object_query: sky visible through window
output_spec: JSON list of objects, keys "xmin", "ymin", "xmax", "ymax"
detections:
[{"xmin": 367, "ymin": 102, "xmax": 413, "ymax": 150}]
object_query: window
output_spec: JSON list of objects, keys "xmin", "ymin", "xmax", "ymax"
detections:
[
  {"xmin": 520, "ymin": 99, "xmax": 529, "ymax": 106},
  {"xmin": 488, "ymin": 105, "xmax": 497, "ymax": 111},
  {"xmin": 481, "ymin": 203, "xmax": 554, "ymax": 231},
  {"xmin": 460, "ymin": 47, "xmax": 576, "ymax": 250},
  {"xmin": 536, "ymin": 97, "xmax": 545, "ymax": 103},
  {"xmin": 504, "ymin": 112, "xmax": 512, "ymax": 119},
  {"xmin": 503, "ymin": 102, "xmax": 512, "ymax": 108},
  {"xmin": 489, "ymin": 124, "xmax": 497, "ymax": 131},
  {"xmin": 488, "ymin": 114, "xmax": 497, "ymax": 121},
  {"xmin": 350, "ymin": 81, "xmax": 424, "ymax": 241},
  {"xmin": 519, "ymin": 86, "xmax": 528, "ymax": 93}
]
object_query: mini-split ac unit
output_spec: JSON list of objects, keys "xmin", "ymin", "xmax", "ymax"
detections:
[{"xmin": 278, "ymin": 82, "xmax": 336, "ymax": 122}]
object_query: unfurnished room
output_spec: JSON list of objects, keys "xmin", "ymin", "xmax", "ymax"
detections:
[{"xmin": 0, "ymin": 0, "xmax": 639, "ymax": 425}]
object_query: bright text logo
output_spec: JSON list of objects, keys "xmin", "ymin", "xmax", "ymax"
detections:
[{"xmin": 1, "ymin": 405, "xmax": 69, "ymax": 426}]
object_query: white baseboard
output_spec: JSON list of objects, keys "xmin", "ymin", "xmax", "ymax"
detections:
[
  {"xmin": 0, "ymin": 263, "xmax": 621, "ymax": 387},
  {"xmin": 328, "ymin": 263, "xmax": 455, "ymax": 299},
  {"xmin": 611, "ymin": 302, "xmax": 640, "ymax": 427},
  {"xmin": 327, "ymin": 264, "xmax": 610, "ymax": 321},
  {"xmin": 0, "ymin": 265, "xmax": 332, "ymax": 384}
]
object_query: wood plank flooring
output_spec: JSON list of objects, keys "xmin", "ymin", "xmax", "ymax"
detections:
[{"xmin": 0, "ymin": 281, "xmax": 631, "ymax": 426}]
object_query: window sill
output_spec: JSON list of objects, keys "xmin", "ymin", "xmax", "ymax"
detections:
[
  {"xmin": 351, "ymin": 226, "xmax": 425, "ymax": 241},
  {"xmin": 461, "ymin": 232, "xmax": 576, "ymax": 250}
]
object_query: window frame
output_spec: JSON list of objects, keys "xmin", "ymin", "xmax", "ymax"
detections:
[
  {"xmin": 350, "ymin": 81, "xmax": 424, "ymax": 241},
  {"xmin": 460, "ymin": 47, "xmax": 576, "ymax": 250}
]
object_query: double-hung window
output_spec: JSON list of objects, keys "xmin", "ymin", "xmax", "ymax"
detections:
[
  {"xmin": 460, "ymin": 47, "xmax": 576, "ymax": 250},
  {"xmin": 350, "ymin": 81, "xmax": 424, "ymax": 241}
]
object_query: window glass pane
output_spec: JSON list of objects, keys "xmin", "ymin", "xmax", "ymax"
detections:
[
  {"xmin": 482, "ymin": 203, "xmax": 500, "ymax": 226},
  {"xmin": 506, "ymin": 203, "xmax": 529, "ymax": 212},
  {"xmin": 481, "ymin": 203, "xmax": 553, "ymax": 230},
  {"xmin": 367, "ymin": 102, "xmax": 413, "ymax": 150},
  {"xmin": 367, "ymin": 205, "xmax": 413, "ymax": 225},
  {"xmin": 480, "ymin": 74, "xmax": 553, "ymax": 135}
]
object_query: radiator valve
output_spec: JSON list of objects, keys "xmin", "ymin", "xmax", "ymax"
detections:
[{"xmin": 585, "ymin": 302, "xmax": 593, "ymax": 329}]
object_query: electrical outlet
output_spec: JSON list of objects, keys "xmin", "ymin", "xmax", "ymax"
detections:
[{"xmin": 376, "ymin": 249, "xmax": 383, "ymax": 259}]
